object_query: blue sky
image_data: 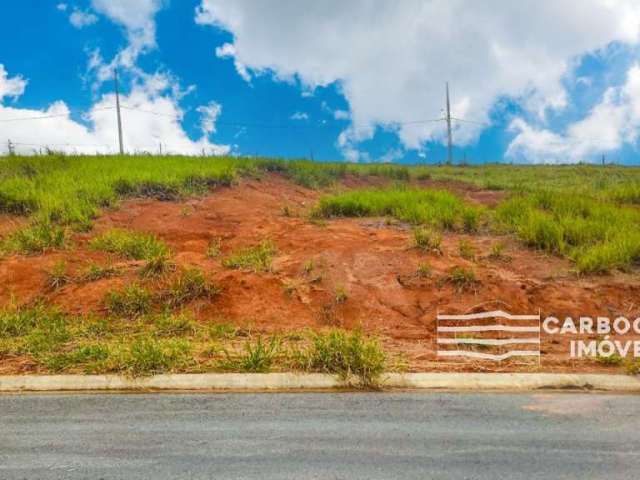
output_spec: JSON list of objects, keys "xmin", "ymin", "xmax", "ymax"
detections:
[{"xmin": 1, "ymin": 1, "xmax": 640, "ymax": 164}]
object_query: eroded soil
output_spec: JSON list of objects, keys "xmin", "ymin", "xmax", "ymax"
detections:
[{"xmin": 2, "ymin": 173, "xmax": 639, "ymax": 373}]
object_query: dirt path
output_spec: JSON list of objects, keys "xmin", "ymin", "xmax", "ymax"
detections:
[{"xmin": 2, "ymin": 173, "xmax": 640, "ymax": 373}]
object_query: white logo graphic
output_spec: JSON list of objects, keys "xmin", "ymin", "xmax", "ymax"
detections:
[{"xmin": 437, "ymin": 310, "xmax": 541, "ymax": 362}]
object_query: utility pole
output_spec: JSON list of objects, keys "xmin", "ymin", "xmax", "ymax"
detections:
[
  {"xmin": 114, "ymin": 69, "xmax": 124, "ymax": 155},
  {"xmin": 445, "ymin": 82, "xmax": 453, "ymax": 166}
]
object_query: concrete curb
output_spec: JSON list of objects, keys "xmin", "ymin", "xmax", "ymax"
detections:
[{"xmin": 1, "ymin": 372, "xmax": 640, "ymax": 393}]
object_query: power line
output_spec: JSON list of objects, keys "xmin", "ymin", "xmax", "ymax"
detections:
[{"xmin": 0, "ymin": 106, "xmax": 116, "ymax": 123}]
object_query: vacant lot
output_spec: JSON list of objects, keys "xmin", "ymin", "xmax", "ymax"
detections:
[{"xmin": 1, "ymin": 155, "xmax": 640, "ymax": 377}]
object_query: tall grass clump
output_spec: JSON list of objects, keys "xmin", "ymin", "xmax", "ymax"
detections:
[
  {"xmin": 105, "ymin": 283, "xmax": 153, "ymax": 318},
  {"xmin": 295, "ymin": 329, "xmax": 386, "ymax": 388},
  {"xmin": 1, "ymin": 221, "xmax": 67, "ymax": 255},
  {"xmin": 314, "ymin": 187, "xmax": 482, "ymax": 232},
  {"xmin": 90, "ymin": 229, "xmax": 169, "ymax": 260},
  {"xmin": 222, "ymin": 240, "xmax": 277, "ymax": 272},
  {"xmin": 496, "ymin": 190, "xmax": 640, "ymax": 273}
]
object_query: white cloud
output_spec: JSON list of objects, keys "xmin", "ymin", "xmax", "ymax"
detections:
[
  {"xmin": 507, "ymin": 64, "xmax": 640, "ymax": 163},
  {"xmin": 69, "ymin": 9, "xmax": 98, "ymax": 29},
  {"xmin": 290, "ymin": 111, "xmax": 309, "ymax": 121},
  {"xmin": 195, "ymin": 0, "xmax": 640, "ymax": 161},
  {"xmin": 215, "ymin": 43, "xmax": 251, "ymax": 82},
  {"xmin": 197, "ymin": 101, "xmax": 222, "ymax": 135},
  {"xmin": 56, "ymin": 3, "xmax": 68, "ymax": 11},
  {"xmin": 0, "ymin": 65, "xmax": 27, "ymax": 102},
  {"xmin": 333, "ymin": 109, "xmax": 349, "ymax": 120},
  {"xmin": 0, "ymin": 66, "xmax": 229, "ymax": 156},
  {"xmin": 90, "ymin": 0, "xmax": 165, "ymax": 79}
]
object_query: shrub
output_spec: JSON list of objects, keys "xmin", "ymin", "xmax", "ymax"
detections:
[
  {"xmin": 153, "ymin": 313, "xmax": 196, "ymax": 337},
  {"xmin": 209, "ymin": 322, "xmax": 239, "ymax": 340},
  {"xmin": 413, "ymin": 227, "xmax": 442, "ymax": 253},
  {"xmin": 2, "ymin": 222, "xmax": 66, "ymax": 255},
  {"xmin": 82, "ymin": 262, "xmax": 119, "ymax": 282},
  {"xmin": 446, "ymin": 266, "xmax": 478, "ymax": 293},
  {"xmin": 119, "ymin": 338, "xmax": 192, "ymax": 376},
  {"xmin": 458, "ymin": 239, "xmax": 476, "ymax": 260},
  {"xmin": 139, "ymin": 254, "xmax": 175, "ymax": 278},
  {"xmin": 47, "ymin": 260, "xmax": 71, "ymax": 289},
  {"xmin": 222, "ymin": 336, "xmax": 279, "ymax": 373},
  {"xmin": 165, "ymin": 267, "xmax": 219, "ymax": 308},
  {"xmin": 295, "ymin": 329, "xmax": 386, "ymax": 388},
  {"xmin": 417, "ymin": 262, "xmax": 432, "ymax": 278},
  {"xmin": 105, "ymin": 283, "xmax": 152, "ymax": 318},
  {"xmin": 334, "ymin": 285, "xmax": 348, "ymax": 304},
  {"xmin": 488, "ymin": 242, "xmax": 509, "ymax": 261},
  {"xmin": 206, "ymin": 237, "xmax": 222, "ymax": 258},
  {"xmin": 91, "ymin": 229, "xmax": 168, "ymax": 261},
  {"xmin": 222, "ymin": 240, "xmax": 277, "ymax": 272}
]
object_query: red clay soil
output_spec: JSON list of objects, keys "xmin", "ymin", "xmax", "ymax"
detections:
[{"xmin": 1, "ymin": 173, "xmax": 640, "ymax": 373}]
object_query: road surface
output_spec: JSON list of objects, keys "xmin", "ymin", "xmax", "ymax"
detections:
[{"xmin": 1, "ymin": 392, "xmax": 638, "ymax": 479}]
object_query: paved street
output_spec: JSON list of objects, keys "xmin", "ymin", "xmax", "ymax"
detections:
[{"xmin": 1, "ymin": 392, "xmax": 639, "ymax": 479}]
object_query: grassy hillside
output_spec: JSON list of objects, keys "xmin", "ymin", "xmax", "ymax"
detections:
[{"xmin": 2, "ymin": 154, "xmax": 640, "ymax": 273}]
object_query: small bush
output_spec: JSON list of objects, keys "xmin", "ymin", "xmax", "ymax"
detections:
[
  {"xmin": 206, "ymin": 237, "xmax": 222, "ymax": 258},
  {"xmin": 139, "ymin": 254, "xmax": 175, "ymax": 278},
  {"xmin": 334, "ymin": 285, "xmax": 348, "ymax": 304},
  {"xmin": 47, "ymin": 261, "xmax": 71, "ymax": 289},
  {"xmin": 91, "ymin": 229, "xmax": 169, "ymax": 261},
  {"xmin": 222, "ymin": 240, "xmax": 277, "ymax": 272},
  {"xmin": 105, "ymin": 283, "xmax": 152, "ymax": 318},
  {"xmin": 446, "ymin": 266, "xmax": 478, "ymax": 293},
  {"xmin": 222, "ymin": 336, "xmax": 279, "ymax": 373},
  {"xmin": 45, "ymin": 344, "xmax": 111, "ymax": 373},
  {"xmin": 413, "ymin": 227, "xmax": 442, "ymax": 253},
  {"xmin": 416, "ymin": 262, "xmax": 432, "ymax": 278},
  {"xmin": 2, "ymin": 222, "xmax": 66, "ymax": 255},
  {"xmin": 82, "ymin": 262, "xmax": 119, "ymax": 282},
  {"xmin": 0, "ymin": 304, "xmax": 65, "ymax": 338},
  {"xmin": 119, "ymin": 338, "xmax": 192, "ymax": 376},
  {"xmin": 458, "ymin": 239, "xmax": 476, "ymax": 260},
  {"xmin": 165, "ymin": 267, "xmax": 219, "ymax": 308},
  {"xmin": 209, "ymin": 322, "xmax": 239, "ymax": 340},
  {"xmin": 153, "ymin": 313, "xmax": 196, "ymax": 337},
  {"xmin": 488, "ymin": 242, "xmax": 510, "ymax": 262},
  {"xmin": 295, "ymin": 329, "xmax": 386, "ymax": 388}
]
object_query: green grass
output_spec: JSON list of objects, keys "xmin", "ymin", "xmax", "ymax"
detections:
[
  {"xmin": 164, "ymin": 267, "xmax": 219, "ymax": 308},
  {"xmin": 446, "ymin": 266, "xmax": 479, "ymax": 292},
  {"xmin": 105, "ymin": 283, "xmax": 153, "ymax": 318},
  {"xmin": 221, "ymin": 336, "xmax": 280, "ymax": 373},
  {"xmin": 222, "ymin": 240, "xmax": 277, "ymax": 272},
  {"xmin": 46, "ymin": 260, "xmax": 71, "ymax": 289},
  {"xmin": 91, "ymin": 229, "xmax": 169, "ymax": 261},
  {"xmin": 413, "ymin": 227, "xmax": 442, "ymax": 253},
  {"xmin": 294, "ymin": 329, "xmax": 386, "ymax": 388},
  {"xmin": 118, "ymin": 338, "xmax": 193, "ymax": 376},
  {"xmin": 458, "ymin": 239, "xmax": 476, "ymax": 260},
  {"xmin": 1, "ymin": 222, "xmax": 67, "ymax": 255},
  {"xmin": 496, "ymin": 191, "xmax": 640, "ymax": 273},
  {"xmin": 417, "ymin": 261, "xmax": 432, "ymax": 278},
  {"xmin": 153, "ymin": 313, "xmax": 196, "ymax": 337},
  {"xmin": 81, "ymin": 262, "xmax": 120, "ymax": 282},
  {"xmin": 314, "ymin": 187, "xmax": 482, "ymax": 232}
]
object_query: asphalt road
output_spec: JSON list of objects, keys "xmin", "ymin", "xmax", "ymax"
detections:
[{"xmin": 1, "ymin": 392, "xmax": 639, "ymax": 480}]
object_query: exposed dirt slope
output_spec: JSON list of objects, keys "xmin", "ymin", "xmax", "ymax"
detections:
[{"xmin": 2, "ymin": 173, "xmax": 639, "ymax": 372}]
